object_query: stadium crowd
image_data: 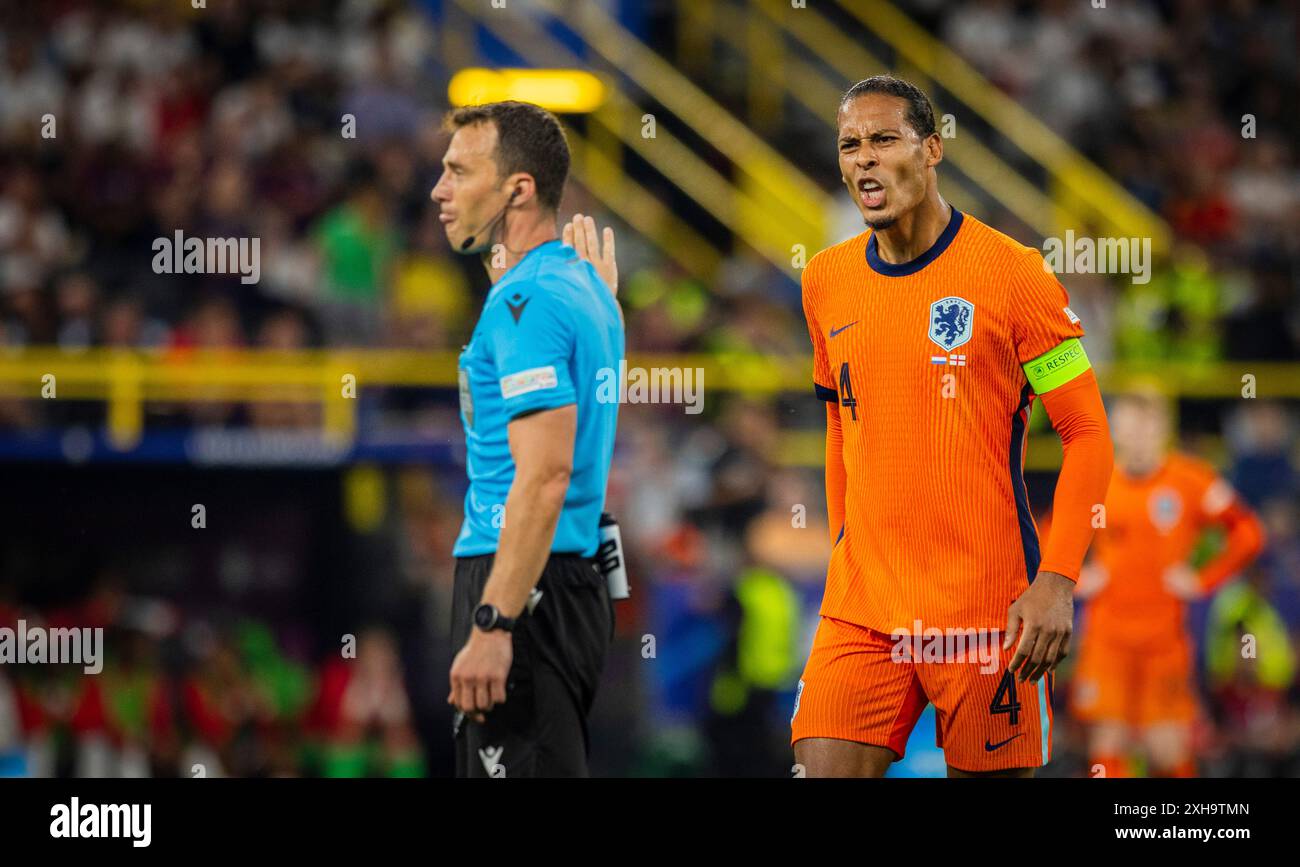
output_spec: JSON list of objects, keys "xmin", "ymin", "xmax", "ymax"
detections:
[{"xmin": 0, "ymin": 0, "xmax": 1295, "ymax": 776}]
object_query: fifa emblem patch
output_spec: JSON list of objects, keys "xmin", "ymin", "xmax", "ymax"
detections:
[
  {"xmin": 929, "ymin": 296, "xmax": 974, "ymax": 351},
  {"xmin": 791, "ymin": 679, "xmax": 804, "ymax": 724}
]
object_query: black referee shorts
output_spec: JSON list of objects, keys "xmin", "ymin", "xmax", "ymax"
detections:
[{"xmin": 451, "ymin": 552, "xmax": 613, "ymax": 778}]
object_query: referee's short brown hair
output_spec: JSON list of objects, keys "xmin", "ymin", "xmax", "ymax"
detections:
[{"xmin": 446, "ymin": 101, "xmax": 570, "ymax": 212}]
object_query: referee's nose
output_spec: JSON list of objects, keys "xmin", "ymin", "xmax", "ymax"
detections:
[{"xmin": 431, "ymin": 171, "xmax": 450, "ymax": 204}]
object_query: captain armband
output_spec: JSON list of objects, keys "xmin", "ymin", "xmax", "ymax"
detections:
[{"xmin": 1022, "ymin": 338, "xmax": 1091, "ymax": 394}]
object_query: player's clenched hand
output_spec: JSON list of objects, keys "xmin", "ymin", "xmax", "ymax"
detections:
[
  {"xmin": 1004, "ymin": 571, "xmax": 1075, "ymax": 683},
  {"xmin": 448, "ymin": 630, "xmax": 512, "ymax": 723},
  {"xmin": 563, "ymin": 213, "xmax": 618, "ymax": 296}
]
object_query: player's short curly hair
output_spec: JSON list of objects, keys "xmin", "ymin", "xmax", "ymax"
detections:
[
  {"xmin": 840, "ymin": 75, "xmax": 937, "ymax": 139},
  {"xmin": 445, "ymin": 101, "xmax": 570, "ymax": 212}
]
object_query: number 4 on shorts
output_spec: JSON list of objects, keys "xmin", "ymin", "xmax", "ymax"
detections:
[{"xmin": 990, "ymin": 670, "xmax": 1021, "ymax": 726}]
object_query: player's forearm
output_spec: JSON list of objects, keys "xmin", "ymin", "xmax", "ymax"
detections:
[
  {"xmin": 1199, "ymin": 503, "xmax": 1266, "ymax": 592},
  {"xmin": 479, "ymin": 467, "xmax": 570, "ymax": 617},
  {"xmin": 1038, "ymin": 370, "xmax": 1114, "ymax": 581},
  {"xmin": 825, "ymin": 403, "xmax": 847, "ymax": 544}
]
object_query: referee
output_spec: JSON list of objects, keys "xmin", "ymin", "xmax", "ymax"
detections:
[{"xmin": 431, "ymin": 101, "xmax": 624, "ymax": 777}]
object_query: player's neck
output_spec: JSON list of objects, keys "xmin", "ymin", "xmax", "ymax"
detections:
[
  {"xmin": 482, "ymin": 214, "xmax": 558, "ymax": 284},
  {"xmin": 872, "ymin": 192, "xmax": 951, "ymax": 265}
]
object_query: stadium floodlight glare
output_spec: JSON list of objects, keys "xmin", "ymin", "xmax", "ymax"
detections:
[{"xmin": 448, "ymin": 68, "xmax": 607, "ymax": 113}]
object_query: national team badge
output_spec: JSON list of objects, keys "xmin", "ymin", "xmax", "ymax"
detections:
[
  {"xmin": 929, "ymin": 296, "xmax": 974, "ymax": 351},
  {"xmin": 1148, "ymin": 487, "xmax": 1183, "ymax": 533}
]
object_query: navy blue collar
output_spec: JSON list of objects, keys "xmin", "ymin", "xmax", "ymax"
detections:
[{"xmin": 864, "ymin": 206, "xmax": 963, "ymax": 277}]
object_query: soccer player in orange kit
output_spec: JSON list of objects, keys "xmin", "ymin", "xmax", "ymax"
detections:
[
  {"xmin": 1072, "ymin": 386, "xmax": 1265, "ymax": 777},
  {"xmin": 790, "ymin": 76, "xmax": 1114, "ymax": 777}
]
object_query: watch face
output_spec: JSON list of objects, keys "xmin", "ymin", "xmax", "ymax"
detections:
[{"xmin": 474, "ymin": 605, "xmax": 494, "ymax": 629}]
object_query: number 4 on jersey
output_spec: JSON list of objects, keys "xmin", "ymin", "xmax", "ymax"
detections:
[{"xmin": 838, "ymin": 362, "xmax": 858, "ymax": 421}]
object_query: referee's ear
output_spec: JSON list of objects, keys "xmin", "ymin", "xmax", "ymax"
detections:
[{"xmin": 502, "ymin": 173, "xmax": 537, "ymax": 209}]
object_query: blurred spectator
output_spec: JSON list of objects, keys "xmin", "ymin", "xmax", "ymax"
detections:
[
  {"xmin": 307, "ymin": 628, "xmax": 424, "ymax": 777},
  {"xmin": 312, "ymin": 162, "xmax": 399, "ymax": 345}
]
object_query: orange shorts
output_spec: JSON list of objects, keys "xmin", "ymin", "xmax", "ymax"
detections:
[
  {"xmin": 1071, "ymin": 634, "xmax": 1197, "ymax": 726},
  {"xmin": 791, "ymin": 616, "xmax": 1053, "ymax": 773}
]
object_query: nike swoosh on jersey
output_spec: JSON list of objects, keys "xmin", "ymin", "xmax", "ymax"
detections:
[
  {"xmin": 829, "ymin": 321, "xmax": 858, "ymax": 338},
  {"xmin": 984, "ymin": 733, "xmax": 1023, "ymax": 752}
]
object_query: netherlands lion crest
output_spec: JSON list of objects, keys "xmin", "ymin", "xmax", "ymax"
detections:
[{"xmin": 929, "ymin": 296, "xmax": 974, "ymax": 350}]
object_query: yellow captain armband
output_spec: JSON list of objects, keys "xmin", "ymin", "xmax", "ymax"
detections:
[{"xmin": 1022, "ymin": 338, "xmax": 1091, "ymax": 393}]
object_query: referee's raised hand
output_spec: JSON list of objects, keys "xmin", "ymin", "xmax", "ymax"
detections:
[{"xmin": 564, "ymin": 213, "xmax": 618, "ymax": 296}]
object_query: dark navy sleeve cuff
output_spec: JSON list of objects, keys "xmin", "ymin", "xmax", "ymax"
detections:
[{"xmin": 814, "ymin": 382, "xmax": 839, "ymax": 403}]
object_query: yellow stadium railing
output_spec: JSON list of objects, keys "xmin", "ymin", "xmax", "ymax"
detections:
[
  {"xmin": 566, "ymin": 117, "xmax": 725, "ymax": 280},
  {"xmin": 567, "ymin": 2, "xmax": 833, "ymax": 261},
  {"xmin": 0, "ymin": 349, "xmax": 1292, "ymax": 470}
]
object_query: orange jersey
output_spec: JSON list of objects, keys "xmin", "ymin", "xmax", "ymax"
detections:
[
  {"xmin": 803, "ymin": 208, "xmax": 1087, "ymax": 633},
  {"xmin": 1085, "ymin": 453, "xmax": 1257, "ymax": 647}
]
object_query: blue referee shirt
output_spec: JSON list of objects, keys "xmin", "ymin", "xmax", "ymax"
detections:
[{"xmin": 454, "ymin": 239, "xmax": 624, "ymax": 558}]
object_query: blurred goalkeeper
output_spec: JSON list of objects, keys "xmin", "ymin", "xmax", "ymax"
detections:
[
  {"xmin": 432, "ymin": 101, "xmax": 623, "ymax": 777},
  {"xmin": 1071, "ymin": 385, "xmax": 1265, "ymax": 777}
]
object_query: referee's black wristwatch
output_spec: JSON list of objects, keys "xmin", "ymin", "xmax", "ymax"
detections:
[{"xmin": 473, "ymin": 603, "xmax": 516, "ymax": 633}]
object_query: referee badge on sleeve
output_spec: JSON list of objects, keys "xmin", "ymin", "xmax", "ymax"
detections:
[{"xmin": 500, "ymin": 365, "xmax": 558, "ymax": 399}]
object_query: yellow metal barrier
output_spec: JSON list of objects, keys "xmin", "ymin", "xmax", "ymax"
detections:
[
  {"xmin": 565, "ymin": 117, "xmax": 725, "ymax": 280},
  {"xmin": 0, "ymin": 349, "xmax": 1291, "ymax": 444},
  {"xmin": 566, "ymin": 1, "xmax": 832, "ymax": 260}
]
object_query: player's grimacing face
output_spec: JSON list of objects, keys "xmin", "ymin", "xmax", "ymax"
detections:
[
  {"xmin": 837, "ymin": 94, "xmax": 936, "ymax": 230},
  {"xmin": 431, "ymin": 122, "xmax": 504, "ymax": 251}
]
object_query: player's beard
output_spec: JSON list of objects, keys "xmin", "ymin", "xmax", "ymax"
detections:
[{"xmin": 864, "ymin": 214, "xmax": 897, "ymax": 230}]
